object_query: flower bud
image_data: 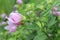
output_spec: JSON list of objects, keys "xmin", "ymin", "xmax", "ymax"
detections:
[{"xmin": 16, "ymin": 0, "xmax": 22, "ymax": 4}]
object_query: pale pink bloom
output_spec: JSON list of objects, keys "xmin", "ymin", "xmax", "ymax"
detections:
[
  {"xmin": 52, "ymin": 11, "xmax": 58, "ymax": 16},
  {"xmin": 51, "ymin": 11, "xmax": 58, "ymax": 16},
  {"xmin": 7, "ymin": 21, "xmax": 20, "ymax": 26},
  {"xmin": 5, "ymin": 21, "xmax": 18, "ymax": 33},
  {"xmin": 8, "ymin": 12, "xmax": 22, "ymax": 23},
  {"xmin": 56, "ymin": 12, "xmax": 60, "ymax": 15},
  {"xmin": 51, "ymin": 11, "xmax": 60, "ymax": 16},
  {"xmin": 5, "ymin": 11, "xmax": 22, "ymax": 33},
  {"xmin": 7, "ymin": 21, "xmax": 15, "ymax": 26},
  {"xmin": 50, "ymin": 6, "xmax": 60, "ymax": 16},
  {"xmin": 4, "ymin": 25, "xmax": 16, "ymax": 33},
  {"xmin": 53, "ymin": 6, "xmax": 58, "ymax": 11},
  {"xmin": 16, "ymin": 0, "xmax": 22, "ymax": 4}
]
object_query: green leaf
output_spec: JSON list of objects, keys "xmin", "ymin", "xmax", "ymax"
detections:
[{"xmin": 33, "ymin": 30, "xmax": 47, "ymax": 40}]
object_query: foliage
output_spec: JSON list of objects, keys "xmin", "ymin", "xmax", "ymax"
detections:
[{"xmin": 0, "ymin": 0, "xmax": 60, "ymax": 40}]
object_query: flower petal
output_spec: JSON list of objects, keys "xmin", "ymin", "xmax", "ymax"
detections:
[{"xmin": 9, "ymin": 12, "xmax": 22, "ymax": 23}]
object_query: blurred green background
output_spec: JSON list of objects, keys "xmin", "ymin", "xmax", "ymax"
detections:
[{"xmin": 0, "ymin": 0, "xmax": 60, "ymax": 40}]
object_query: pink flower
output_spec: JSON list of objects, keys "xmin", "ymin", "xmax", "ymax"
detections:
[
  {"xmin": 51, "ymin": 6, "xmax": 60, "ymax": 16},
  {"xmin": 5, "ymin": 25, "xmax": 16, "ymax": 33},
  {"xmin": 53, "ymin": 6, "xmax": 58, "ymax": 11},
  {"xmin": 52, "ymin": 11, "xmax": 60, "ymax": 16},
  {"xmin": 8, "ymin": 11, "xmax": 22, "ymax": 23},
  {"xmin": 5, "ymin": 11, "xmax": 22, "ymax": 33},
  {"xmin": 16, "ymin": 0, "xmax": 22, "ymax": 4}
]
